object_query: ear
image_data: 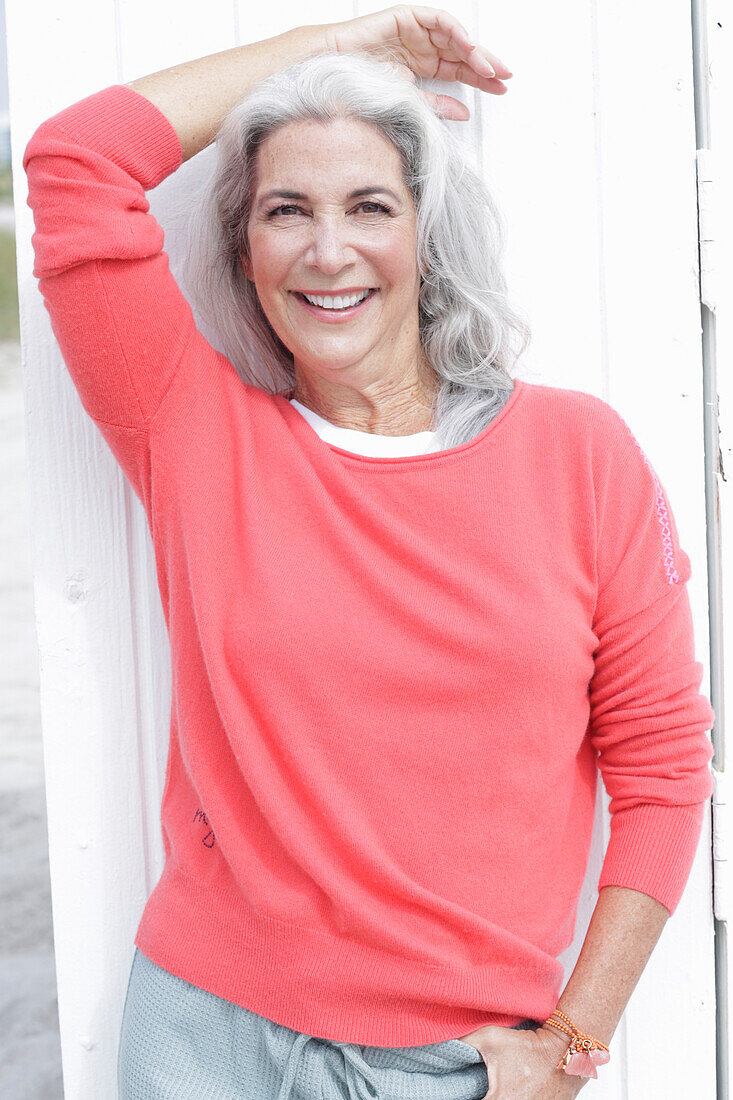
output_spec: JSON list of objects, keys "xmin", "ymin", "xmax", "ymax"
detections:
[{"xmin": 239, "ymin": 247, "xmax": 253, "ymax": 282}]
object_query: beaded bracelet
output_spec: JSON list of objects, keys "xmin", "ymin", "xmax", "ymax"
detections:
[{"xmin": 543, "ymin": 1009, "xmax": 611, "ymax": 1079}]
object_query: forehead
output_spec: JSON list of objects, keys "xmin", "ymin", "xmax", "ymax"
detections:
[{"xmin": 254, "ymin": 117, "xmax": 405, "ymax": 188}]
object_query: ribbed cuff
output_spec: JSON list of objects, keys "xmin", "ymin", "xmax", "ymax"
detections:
[
  {"xmin": 596, "ymin": 800, "xmax": 709, "ymax": 916},
  {"xmin": 24, "ymin": 83, "xmax": 183, "ymax": 191}
]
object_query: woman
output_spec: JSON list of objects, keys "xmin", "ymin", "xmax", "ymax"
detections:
[{"xmin": 23, "ymin": 6, "xmax": 715, "ymax": 1098}]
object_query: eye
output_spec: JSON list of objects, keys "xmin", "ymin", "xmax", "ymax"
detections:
[
  {"xmin": 357, "ymin": 201, "xmax": 392, "ymax": 215},
  {"xmin": 267, "ymin": 204, "xmax": 301, "ymax": 217}
]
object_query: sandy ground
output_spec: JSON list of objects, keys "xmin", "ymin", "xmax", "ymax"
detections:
[{"xmin": 0, "ymin": 335, "xmax": 64, "ymax": 1097}]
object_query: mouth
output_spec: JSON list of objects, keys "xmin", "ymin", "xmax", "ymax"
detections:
[{"xmin": 290, "ymin": 288, "xmax": 379, "ymax": 321}]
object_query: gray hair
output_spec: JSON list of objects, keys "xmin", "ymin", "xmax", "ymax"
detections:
[{"xmin": 183, "ymin": 47, "xmax": 530, "ymax": 449}]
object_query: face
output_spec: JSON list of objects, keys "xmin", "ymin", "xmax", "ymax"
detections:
[{"xmin": 242, "ymin": 117, "xmax": 425, "ymax": 393}]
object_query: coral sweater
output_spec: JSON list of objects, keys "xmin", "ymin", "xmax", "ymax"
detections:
[{"xmin": 23, "ymin": 83, "xmax": 716, "ymax": 1047}]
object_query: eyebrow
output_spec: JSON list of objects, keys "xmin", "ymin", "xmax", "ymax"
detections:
[{"xmin": 256, "ymin": 187, "xmax": 401, "ymax": 210}]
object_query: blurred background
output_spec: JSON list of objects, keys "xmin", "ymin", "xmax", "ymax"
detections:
[{"xmin": 0, "ymin": 0, "xmax": 64, "ymax": 1093}]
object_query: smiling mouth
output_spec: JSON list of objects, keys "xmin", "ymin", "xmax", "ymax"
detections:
[{"xmin": 291, "ymin": 288, "xmax": 379, "ymax": 315}]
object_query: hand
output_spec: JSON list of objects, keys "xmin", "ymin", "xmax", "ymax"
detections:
[
  {"xmin": 321, "ymin": 4, "xmax": 513, "ymax": 121},
  {"xmin": 454, "ymin": 1023, "xmax": 589, "ymax": 1099}
]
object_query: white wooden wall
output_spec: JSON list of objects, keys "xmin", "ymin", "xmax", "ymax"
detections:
[{"xmin": 6, "ymin": 1, "xmax": 724, "ymax": 1096}]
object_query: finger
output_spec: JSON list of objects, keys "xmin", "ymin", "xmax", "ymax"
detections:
[
  {"xmin": 390, "ymin": 6, "xmax": 443, "ymax": 75},
  {"xmin": 398, "ymin": 53, "xmax": 505, "ymax": 101},
  {"xmin": 405, "ymin": 5, "xmax": 473, "ymax": 44},
  {"xmin": 426, "ymin": 30, "xmax": 497, "ymax": 80},
  {"xmin": 378, "ymin": 46, "xmax": 507, "ymax": 96},
  {"xmin": 432, "ymin": 56, "xmax": 504, "ymax": 92},
  {"xmin": 425, "ymin": 28, "xmax": 513, "ymax": 77},
  {"xmin": 420, "ymin": 90, "xmax": 470, "ymax": 120},
  {"xmin": 389, "ymin": 5, "xmax": 484, "ymax": 83},
  {"xmin": 462, "ymin": 41, "xmax": 513, "ymax": 78},
  {"xmin": 483, "ymin": 1065, "xmax": 501, "ymax": 1099},
  {"xmin": 404, "ymin": 6, "xmax": 490, "ymax": 68},
  {"xmin": 403, "ymin": 6, "xmax": 512, "ymax": 78}
]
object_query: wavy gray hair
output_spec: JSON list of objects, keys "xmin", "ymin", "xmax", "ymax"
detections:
[{"xmin": 183, "ymin": 47, "xmax": 530, "ymax": 449}]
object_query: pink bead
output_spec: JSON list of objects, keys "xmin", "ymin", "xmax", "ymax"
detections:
[
  {"xmin": 563, "ymin": 1047, "xmax": 611, "ymax": 1078},
  {"xmin": 564, "ymin": 1052, "xmax": 599, "ymax": 1078}
]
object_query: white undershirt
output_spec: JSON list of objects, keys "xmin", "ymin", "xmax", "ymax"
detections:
[{"xmin": 289, "ymin": 398, "xmax": 441, "ymax": 457}]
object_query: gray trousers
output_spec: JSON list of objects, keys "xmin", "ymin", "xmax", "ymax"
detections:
[{"xmin": 118, "ymin": 946, "xmax": 540, "ymax": 1099}]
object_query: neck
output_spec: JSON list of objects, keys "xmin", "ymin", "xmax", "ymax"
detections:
[{"xmin": 289, "ymin": 362, "xmax": 440, "ymax": 437}]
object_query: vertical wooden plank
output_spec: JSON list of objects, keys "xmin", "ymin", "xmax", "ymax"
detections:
[
  {"xmin": 476, "ymin": 1, "xmax": 604, "ymax": 395},
  {"xmin": 118, "ymin": 0, "xmax": 234, "ymax": 81},
  {"xmin": 7, "ymin": 1, "xmax": 236, "ymax": 1096},
  {"xmin": 236, "ymin": 0, "xmax": 350, "ymax": 48},
  {"xmin": 7, "ymin": 5, "xmax": 137, "ymax": 1095}
]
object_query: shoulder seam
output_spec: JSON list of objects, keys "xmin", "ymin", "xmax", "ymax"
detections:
[
  {"xmin": 93, "ymin": 257, "xmax": 146, "ymax": 427},
  {"xmin": 148, "ymin": 323, "xmax": 198, "ymax": 435}
]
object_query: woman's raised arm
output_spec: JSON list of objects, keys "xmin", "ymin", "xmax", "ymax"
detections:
[
  {"xmin": 125, "ymin": 6, "xmax": 511, "ymax": 162},
  {"xmin": 125, "ymin": 24, "xmax": 332, "ymax": 163}
]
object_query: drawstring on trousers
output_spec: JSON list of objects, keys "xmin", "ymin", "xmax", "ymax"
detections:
[
  {"xmin": 276, "ymin": 1032, "xmax": 314, "ymax": 1100},
  {"xmin": 337, "ymin": 1042, "xmax": 379, "ymax": 1098},
  {"xmin": 276, "ymin": 1032, "xmax": 379, "ymax": 1100}
]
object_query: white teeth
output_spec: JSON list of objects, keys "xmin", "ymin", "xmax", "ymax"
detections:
[{"xmin": 302, "ymin": 289, "xmax": 370, "ymax": 309}]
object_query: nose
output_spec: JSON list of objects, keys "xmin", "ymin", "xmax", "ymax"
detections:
[{"xmin": 303, "ymin": 216, "xmax": 357, "ymax": 274}]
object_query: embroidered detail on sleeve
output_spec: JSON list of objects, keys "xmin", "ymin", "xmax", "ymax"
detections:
[{"xmin": 624, "ymin": 423, "xmax": 681, "ymax": 586}]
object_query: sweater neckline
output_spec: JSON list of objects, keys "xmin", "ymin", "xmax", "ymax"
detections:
[
  {"xmin": 289, "ymin": 397, "xmax": 439, "ymax": 456},
  {"xmin": 275, "ymin": 378, "xmax": 525, "ymax": 468}
]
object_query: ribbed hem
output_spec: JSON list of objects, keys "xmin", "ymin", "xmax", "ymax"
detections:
[
  {"xmin": 134, "ymin": 864, "xmax": 564, "ymax": 1047},
  {"xmin": 597, "ymin": 800, "xmax": 708, "ymax": 915},
  {"xmin": 23, "ymin": 83, "xmax": 183, "ymax": 191}
]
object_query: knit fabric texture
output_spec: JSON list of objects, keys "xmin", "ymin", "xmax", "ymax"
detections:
[
  {"xmin": 118, "ymin": 946, "xmax": 538, "ymax": 1098},
  {"xmin": 24, "ymin": 83, "xmax": 716, "ymax": 1047}
]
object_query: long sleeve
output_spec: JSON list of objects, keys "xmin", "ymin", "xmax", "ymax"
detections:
[
  {"xmin": 588, "ymin": 401, "xmax": 715, "ymax": 916},
  {"xmin": 23, "ymin": 83, "xmax": 202, "ymax": 504}
]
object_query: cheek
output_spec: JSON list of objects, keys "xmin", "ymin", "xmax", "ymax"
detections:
[
  {"xmin": 370, "ymin": 235, "xmax": 418, "ymax": 291},
  {"xmin": 248, "ymin": 235, "xmax": 293, "ymax": 288}
]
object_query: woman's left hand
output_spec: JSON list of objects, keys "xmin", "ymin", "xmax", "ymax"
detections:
[{"xmin": 455, "ymin": 1024, "xmax": 590, "ymax": 1099}]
